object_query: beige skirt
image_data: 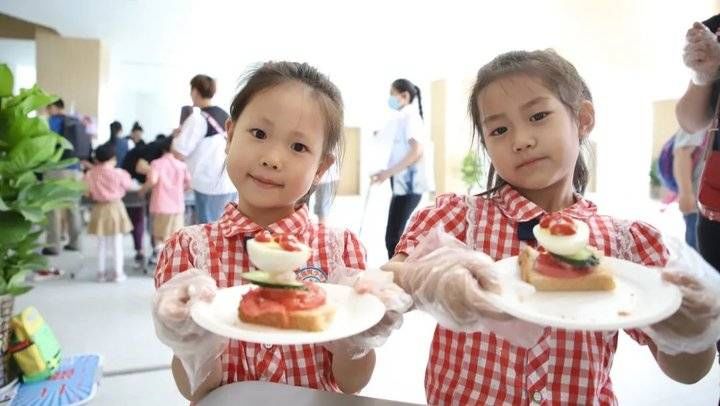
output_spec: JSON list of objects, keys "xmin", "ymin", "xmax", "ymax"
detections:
[
  {"xmin": 88, "ymin": 200, "xmax": 133, "ymax": 236},
  {"xmin": 152, "ymin": 213, "xmax": 184, "ymax": 242}
]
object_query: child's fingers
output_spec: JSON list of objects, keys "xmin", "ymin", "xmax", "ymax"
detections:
[{"xmin": 661, "ymin": 271, "xmax": 702, "ymax": 290}]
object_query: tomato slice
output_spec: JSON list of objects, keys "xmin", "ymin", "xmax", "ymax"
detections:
[
  {"xmin": 535, "ymin": 252, "xmax": 591, "ymax": 278},
  {"xmin": 254, "ymin": 230, "xmax": 274, "ymax": 243},
  {"xmin": 278, "ymin": 235, "xmax": 302, "ymax": 252},
  {"xmin": 539, "ymin": 213, "xmax": 577, "ymax": 236},
  {"xmin": 257, "ymin": 284, "xmax": 326, "ymax": 311}
]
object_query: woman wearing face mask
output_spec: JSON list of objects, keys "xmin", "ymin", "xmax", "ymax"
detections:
[{"xmin": 371, "ymin": 78, "xmax": 434, "ymax": 259}]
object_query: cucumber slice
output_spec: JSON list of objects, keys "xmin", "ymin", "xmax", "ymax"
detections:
[
  {"xmin": 551, "ymin": 247, "xmax": 600, "ymax": 268},
  {"xmin": 240, "ymin": 271, "xmax": 307, "ymax": 290}
]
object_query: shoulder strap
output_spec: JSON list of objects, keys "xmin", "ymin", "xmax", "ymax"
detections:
[{"xmin": 200, "ymin": 111, "xmax": 225, "ymax": 136}]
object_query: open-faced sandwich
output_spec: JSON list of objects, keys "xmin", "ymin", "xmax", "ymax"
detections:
[
  {"xmin": 519, "ymin": 213, "xmax": 615, "ymax": 291},
  {"xmin": 238, "ymin": 231, "xmax": 335, "ymax": 331}
]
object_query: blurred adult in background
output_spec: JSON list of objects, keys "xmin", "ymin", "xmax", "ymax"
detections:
[
  {"xmin": 122, "ymin": 134, "xmax": 171, "ymax": 268},
  {"xmin": 676, "ymin": 16, "xmax": 720, "ymax": 273},
  {"xmin": 173, "ymin": 74, "xmax": 236, "ymax": 223},
  {"xmin": 371, "ymin": 79, "xmax": 434, "ymax": 259},
  {"xmin": 42, "ymin": 98, "xmax": 90, "ymax": 255}
]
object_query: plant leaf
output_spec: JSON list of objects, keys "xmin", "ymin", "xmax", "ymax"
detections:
[
  {"xmin": 0, "ymin": 63, "xmax": 13, "ymax": 97},
  {"xmin": 0, "ymin": 211, "xmax": 31, "ymax": 245},
  {"xmin": 7, "ymin": 285, "xmax": 32, "ymax": 296},
  {"xmin": 0, "ymin": 195, "xmax": 8, "ymax": 211},
  {"xmin": 7, "ymin": 134, "xmax": 57, "ymax": 173},
  {"xmin": 0, "ymin": 64, "xmax": 12, "ymax": 98},
  {"xmin": 18, "ymin": 206, "xmax": 45, "ymax": 222}
]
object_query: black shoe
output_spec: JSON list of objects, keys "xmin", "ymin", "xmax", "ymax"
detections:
[
  {"xmin": 64, "ymin": 244, "xmax": 80, "ymax": 252},
  {"xmin": 41, "ymin": 247, "xmax": 59, "ymax": 256}
]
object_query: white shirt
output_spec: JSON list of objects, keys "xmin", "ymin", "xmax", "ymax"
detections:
[
  {"xmin": 319, "ymin": 161, "xmax": 340, "ymax": 184},
  {"xmin": 173, "ymin": 107, "xmax": 235, "ymax": 195},
  {"xmin": 380, "ymin": 103, "xmax": 434, "ymax": 195}
]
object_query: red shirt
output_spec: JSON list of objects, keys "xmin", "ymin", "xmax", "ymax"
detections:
[
  {"xmin": 155, "ymin": 204, "xmax": 366, "ymax": 390},
  {"xmin": 396, "ymin": 186, "xmax": 669, "ymax": 406}
]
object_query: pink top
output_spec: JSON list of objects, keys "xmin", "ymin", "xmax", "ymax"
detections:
[
  {"xmin": 149, "ymin": 153, "xmax": 191, "ymax": 214},
  {"xmin": 85, "ymin": 163, "xmax": 134, "ymax": 202}
]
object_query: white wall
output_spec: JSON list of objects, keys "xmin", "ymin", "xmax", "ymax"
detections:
[
  {"xmin": 1, "ymin": 0, "xmax": 717, "ymax": 199},
  {"xmin": 0, "ymin": 38, "xmax": 36, "ymax": 93}
]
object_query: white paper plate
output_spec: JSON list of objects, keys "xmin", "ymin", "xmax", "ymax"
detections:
[
  {"xmin": 486, "ymin": 256, "xmax": 682, "ymax": 331},
  {"xmin": 190, "ymin": 283, "xmax": 385, "ymax": 345}
]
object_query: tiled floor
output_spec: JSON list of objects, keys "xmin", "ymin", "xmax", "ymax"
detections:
[{"xmin": 19, "ymin": 192, "xmax": 719, "ymax": 405}]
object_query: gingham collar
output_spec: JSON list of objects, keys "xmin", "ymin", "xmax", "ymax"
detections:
[
  {"xmin": 218, "ymin": 203, "xmax": 311, "ymax": 238},
  {"xmin": 491, "ymin": 184, "xmax": 597, "ymax": 222}
]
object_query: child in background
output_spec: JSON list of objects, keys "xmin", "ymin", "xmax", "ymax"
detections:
[
  {"xmin": 139, "ymin": 136, "xmax": 191, "ymax": 261},
  {"xmin": 152, "ymin": 62, "xmax": 411, "ymax": 402},
  {"xmin": 85, "ymin": 143, "xmax": 135, "ymax": 282},
  {"xmin": 385, "ymin": 49, "xmax": 720, "ymax": 405}
]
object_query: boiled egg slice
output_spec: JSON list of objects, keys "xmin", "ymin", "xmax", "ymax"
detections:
[
  {"xmin": 533, "ymin": 219, "xmax": 590, "ymax": 256},
  {"xmin": 246, "ymin": 238, "xmax": 311, "ymax": 274}
]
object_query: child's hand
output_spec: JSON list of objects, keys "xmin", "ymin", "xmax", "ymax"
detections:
[
  {"xmin": 152, "ymin": 269, "xmax": 227, "ymax": 395},
  {"xmin": 684, "ymin": 21, "xmax": 720, "ymax": 85},
  {"xmin": 324, "ymin": 269, "xmax": 412, "ymax": 359},
  {"xmin": 381, "ymin": 228, "xmax": 545, "ymax": 348},
  {"xmin": 642, "ymin": 237, "xmax": 720, "ymax": 355},
  {"xmin": 383, "ymin": 249, "xmax": 506, "ymax": 324},
  {"xmin": 647, "ymin": 271, "xmax": 720, "ymax": 354}
]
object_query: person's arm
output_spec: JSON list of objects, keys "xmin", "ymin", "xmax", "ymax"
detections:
[
  {"xmin": 673, "ymin": 146, "xmax": 697, "ymax": 214},
  {"xmin": 138, "ymin": 168, "xmax": 157, "ymax": 195},
  {"xmin": 371, "ymin": 140, "xmax": 423, "ymax": 183},
  {"xmin": 172, "ymin": 111, "xmax": 205, "ymax": 161},
  {"xmin": 332, "ymin": 350, "xmax": 376, "ymax": 393},
  {"xmin": 676, "ymin": 82, "xmax": 715, "ymax": 133},
  {"xmin": 649, "ymin": 340, "xmax": 716, "ymax": 384},
  {"xmin": 171, "ymin": 355, "xmax": 223, "ymax": 401}
]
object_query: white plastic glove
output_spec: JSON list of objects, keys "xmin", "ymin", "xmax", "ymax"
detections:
[
  {"xmin": 641, "ymin": 237, "xmax": 720, "ymax": 355},
  {"xmin": 323, "ymin": 268, "xmax": 413, "ymax": 359},
  {"xmin": 684, "ymin": 22, "xmax": 720, "ymax": 86},
  {"xmin": 383, "ymin": 227, "xmax": 544, "ymax": 348},
  {"xmin": 152, "ymin": 269, "xmax": 227, "ymax": 395}
]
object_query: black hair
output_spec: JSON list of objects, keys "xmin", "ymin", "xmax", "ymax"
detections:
[
  {"xmin": 391, "ymin": 78, "xmax": 423, "ymax": 120},
  {"xmin": 468, "ymin": 49, "xmax": 593, "ymax": 195},
  {"xmin": 95, "ymin": 143, "xmax": 116, "ymax": 163},
  {"xmin": 190, "ymin": 74, "xmax": 216, "ymax": 99},
  {"xmin": 50, "ymin": 98, "xmax": 64, "ymax": 109},
  {"xmin": 158, "ymin": 135, "xmax": 173, "ymax": 153},
  {"xmin": 109, "ymin": 121, "xmax": 123, "ymax": 143},
  {"xmin": 155, "ymin": 133, "xmax": 167, "ymax": 141},
  {"xmin": 228, "ymin": 61, "xmax": 344, "ymax": 205},
  {"xmin": 131, "ymin": 121, "xmax": 143, "ymax": 132}
]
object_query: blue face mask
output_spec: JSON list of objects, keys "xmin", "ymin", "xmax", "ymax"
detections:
[{"xmin": 388, "ymin": 96, "xmax": 402, "ymax": 110}]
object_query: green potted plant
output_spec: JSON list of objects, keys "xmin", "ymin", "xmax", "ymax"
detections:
[
  {"xmin": 0, "ymin": 63, "xmax": 85, "ymax": 386},
  {"xmin": 649, "ymin": 157, "xmax": 662, "ymax": 200},
  {"xmin": 461, "ymin": 148, "xmax": 485, "ymax": 195}
]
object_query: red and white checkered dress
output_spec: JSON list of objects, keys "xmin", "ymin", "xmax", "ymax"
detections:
[
  {"xmin": 155, "ymin": 203, "xmax": 366, "ymax": 391},
  {"xmin": 396, "ymin": 185, "xmax": 669, "ymax": 405}
]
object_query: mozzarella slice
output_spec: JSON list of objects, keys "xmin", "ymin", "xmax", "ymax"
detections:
[
  {"xmin": 247, "ymin": 238, "xmax": 311, "ymax": 274},
  {"xmin": 532, "ymin": 219, "xmax": 590, "ymax": 256}
]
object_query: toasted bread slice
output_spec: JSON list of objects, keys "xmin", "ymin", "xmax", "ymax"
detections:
[
  {"xmin": 519, "ymin": 246, "xmax": 615, "ymax": 291},
  {"xmin": 238, "ymin": 303, "xmax": 336, "ymax": 332}
]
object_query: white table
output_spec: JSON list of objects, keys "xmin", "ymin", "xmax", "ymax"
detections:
[{"xmin": 197, "ymin": 381, "xmax": 424, "ymax": 406}]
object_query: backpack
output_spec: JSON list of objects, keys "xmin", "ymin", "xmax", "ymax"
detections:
[
  {"xmin": 657, "ymin": 133, "xmax": 704, "ymax": 193},
  {"xmin": 60, "ymin": 115, "xmax": 92, "ymax": 161},
  {"xmin": 9, "ymin": 307, "xmax": 62, "ymax": 382}
]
